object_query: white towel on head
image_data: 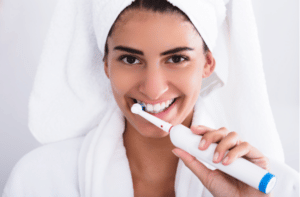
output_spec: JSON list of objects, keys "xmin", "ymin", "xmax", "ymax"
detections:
[{"xmin": 25, "ymin": 0, "xmax": 288, "ymax": 196}]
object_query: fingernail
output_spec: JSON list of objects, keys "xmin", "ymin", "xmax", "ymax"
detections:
[
  {"xmin": 213, "ymin": 152, "xmax": 219, "ymax": 162},
  {"xmin": 222, "ymin": 156, "xmax": 229, "ymax": 165},
  {"xmin": 172, "ymin": 150, "xmax": 179, "ymax": 157},
  {"xmin": 199, "ymin": 139, "xmax": 206, "ymax": 149}
]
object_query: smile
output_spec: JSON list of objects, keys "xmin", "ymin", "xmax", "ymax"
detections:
[{"xmin": 133, "ymin": 98, "xmax": 177, "ymax": 114}]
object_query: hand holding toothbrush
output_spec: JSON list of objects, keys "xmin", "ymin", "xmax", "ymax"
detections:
[
  {"xmin": 131, "ymin": 103, "xmax": 276, "ymax": 195},
  {"xmin": 172, "ymin": 125, "xmax": 273, "ymax": 197}
]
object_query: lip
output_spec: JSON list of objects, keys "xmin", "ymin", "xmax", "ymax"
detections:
[{"xmin": 132, "ymin": 98, "xmax": 176, "ymax": 105}]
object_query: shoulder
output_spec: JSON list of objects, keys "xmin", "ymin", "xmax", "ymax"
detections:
[
  {"xmin": 20, "ymin": 136, "xmax": 84, "ymax": 165},
  {"xmin": 3, "ymin": 137, "xmax": 84, "ymax": 197}
]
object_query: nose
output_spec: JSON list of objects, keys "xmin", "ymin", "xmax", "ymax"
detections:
[{"xmin": 139, "ymin": 63, "xmax": 168, "ymax": 100}]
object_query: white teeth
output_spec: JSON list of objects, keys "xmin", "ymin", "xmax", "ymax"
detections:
[
  {"xmin": 166, "ymin": 100, "xmax": 170, "ymax": 106},
  {"xmin": 135, "ymin": 98, "xmax": 175, "ymax": 113},
  {"xmin": 146, "ymin": 103, "xmax": 153, "ymax": 113},
  {"xmin": 153, "ymin": 103, "xmax": 160, "ymax": 113},
  {"xmin": 160, "ymin": 102, "xmax": 166, "ymax": 112}
]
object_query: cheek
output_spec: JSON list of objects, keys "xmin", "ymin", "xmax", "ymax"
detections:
[
  {"xmin": 109, "ymin": 64, "xmax": 137, "ymax": 97},
  {"xmin": 190, "ymin": 67, "xmax": 203, "ymax": 94},
  {"xmin": 171, "ymin": 65, "xmax": 203, "ymax": 97}
]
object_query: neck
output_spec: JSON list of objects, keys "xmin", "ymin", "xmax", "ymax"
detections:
[{"xmin": 123, "ymin": 120, "xmax": 179, "ymax": 182}]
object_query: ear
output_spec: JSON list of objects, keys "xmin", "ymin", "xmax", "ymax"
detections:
[
  {"xmin": 202, "ymin": 50, "xmax": 216, "ymax": 78},
  {"xmin": 104, "ymin": 57, "xmax": 110, "ymax": 79}
]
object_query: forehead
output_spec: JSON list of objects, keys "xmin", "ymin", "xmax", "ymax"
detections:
[{"xmin": 108, "ymin": 9, "xmax": 202, "ymax": 51}]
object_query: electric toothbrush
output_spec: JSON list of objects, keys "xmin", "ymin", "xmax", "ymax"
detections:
[{"xmin": 131, "ymin": 103, "xmax": 276, "ymax": 194}]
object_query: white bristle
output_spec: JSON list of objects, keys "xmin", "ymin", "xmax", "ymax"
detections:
[{"xmin": 131, "ymin": 103, "xmax": 143, "ymax": 114}]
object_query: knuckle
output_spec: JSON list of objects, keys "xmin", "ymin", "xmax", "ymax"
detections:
[
  {"xmin": 227, "ymin": 131, "xmax": 238, "ymax": 140},
  {"xmin": 230, "ymin": 131, "xmax": 238, "ymax": 137},
  {"xmin": 221, "ymin": 129, "xmax": 229, "ymax": 136},
  {"xmin": 241, "ymin": 141, "xmax": 251, "ymax": 149},
  {"xmin": 219, "ymin": 127, "xmax": 227, "ymax": 131}
]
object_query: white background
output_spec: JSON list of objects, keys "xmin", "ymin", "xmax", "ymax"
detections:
[{"xmin": 0, "ymin": 0, "xmax": 298, "ymax": 193}]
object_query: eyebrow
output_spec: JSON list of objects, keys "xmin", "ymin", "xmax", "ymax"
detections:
[
  {"xmin": 114, "ymin": 46, "xmax": 143, "ymax": 55},
  {"xmin": 113, "ymin": 45, "xmax": 194, "ymax": 56},
  {"xmin": 160, "ymin": 47, "xmax": 194, "ymax": 56}
]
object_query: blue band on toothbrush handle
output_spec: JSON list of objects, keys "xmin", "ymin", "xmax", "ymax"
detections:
[
  {"xmin": 259, "ymin": 172, "xmax": 275, "ymax": 193},
  {"xmin": 140, "ymin": 103, "xmax": 146, "ymax": 111}
]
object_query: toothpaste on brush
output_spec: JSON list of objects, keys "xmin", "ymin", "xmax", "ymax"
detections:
[{"xmin": 131, "ymin": 103, "xmax": 276, "ymax": 194}]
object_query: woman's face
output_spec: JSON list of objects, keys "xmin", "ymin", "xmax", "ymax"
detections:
[{"xmin": 105, "ymin": 9, "xmax": 215, "ymax": 138}]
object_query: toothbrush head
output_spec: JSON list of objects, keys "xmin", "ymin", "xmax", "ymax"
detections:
[
  {"xmin": 131, "ymin": 103, "xmax": 143, "ymax": 114},
  {"xmin": 130, "ymin": 103, "xmax": 172, "ymax": 133}
]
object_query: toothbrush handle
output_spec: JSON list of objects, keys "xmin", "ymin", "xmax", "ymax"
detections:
[{"xmin": 169, "ymin": 124, "xmax": 276, "ymax": 194}]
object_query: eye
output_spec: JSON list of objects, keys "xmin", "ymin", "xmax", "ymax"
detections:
[
  {"xmin": 166, "ymin": 55, "xmax": 188, "ymax": 64},
  {"xmin": 120, "ymin": 55, "xmax": 141, "ymax": 65}
]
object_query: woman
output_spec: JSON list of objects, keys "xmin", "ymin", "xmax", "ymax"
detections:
[
  {"xmin": 3, "ymin": 0, "xmax": 289, "ymax": 196},
  {"xmin": 103, "ymin": 1, "xmax": 269, "ymax": 196}
]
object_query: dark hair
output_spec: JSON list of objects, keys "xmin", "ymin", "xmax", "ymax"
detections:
[{"xmin": 103, "ymin": 0, "xmax": 209, "ymax": 61}]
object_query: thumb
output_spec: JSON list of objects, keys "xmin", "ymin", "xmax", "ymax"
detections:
[{"xmin": 172, "ymin": 148, "xmax": 213, "ymax": 188}]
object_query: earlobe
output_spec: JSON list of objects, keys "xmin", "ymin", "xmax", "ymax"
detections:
[
  {"xmin": 202, "ymin": 51, "xmax": 216, "ymax": 78},
  {"xmin": 104, "ymin": 58, "xmax": 110, "ymax": 79}
]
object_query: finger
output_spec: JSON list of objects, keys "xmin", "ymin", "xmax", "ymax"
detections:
[
  {"xmin": 190, "ymin": 125, "xmax": 215, "ymax": 135},
  {"xmin": 172, "ymin": 148, "xmax": 214, "ymax": 188},
  {"xmin": 198, "ymin": 127, "xmax": 230, "ymax": 150},
  {"xmin": 213, "ymin": 132, "xmax": 242, "ymax": 163},
  {"xmin": 221, "ymin": 142, "xmax": 270, "ymax": 170}
]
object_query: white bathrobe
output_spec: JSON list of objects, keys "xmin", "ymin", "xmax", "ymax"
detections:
[
  {"xmin": 2, "ymin": 0, "xmax": 299, "ymax": 196},
  {"xmin": 2, "ymin": 119, "xmax": 299, "ymax": 196},
  {"xmin": 3, "ymin": 97, "xmax": 299, "ymax": 197}
]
